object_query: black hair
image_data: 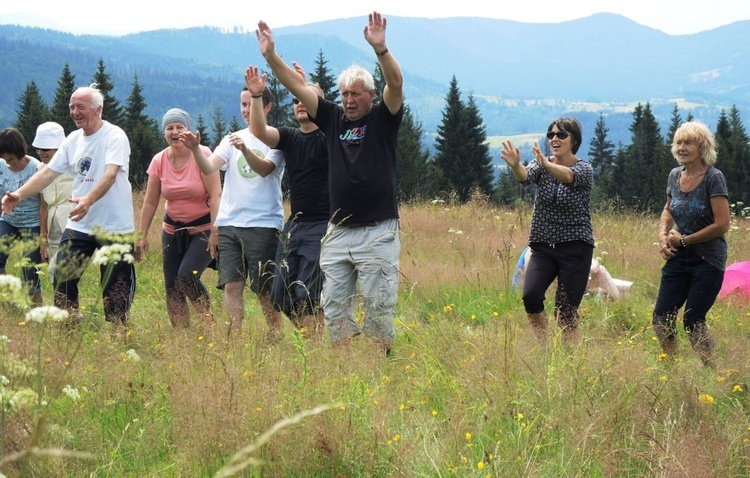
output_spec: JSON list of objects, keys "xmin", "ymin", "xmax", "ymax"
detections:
[
  {"xmin": 0, "ymin": 127, "xmax": 28, "ymax": 158},
  {"xmin": 548, "ymin": 117, "xmax": 583, "ymax": 154}
]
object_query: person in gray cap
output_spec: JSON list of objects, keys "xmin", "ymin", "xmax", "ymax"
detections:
[
  {"xmin": 136, "ymin": 108, "xmax": 222, "ymax": 327},
  {"xmin": 33, "ymin": 121, "xmax": 72, "ymax": 285}
]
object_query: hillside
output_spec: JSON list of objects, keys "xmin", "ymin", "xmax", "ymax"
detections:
[{"xmin": 1, "ymin": 14, "xmax": 749, "ymax": 156}]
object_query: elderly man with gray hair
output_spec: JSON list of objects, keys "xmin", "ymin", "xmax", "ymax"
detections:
[{"xmin": 2, "ymin": 84, "xmax": 136, "ymax": 329}]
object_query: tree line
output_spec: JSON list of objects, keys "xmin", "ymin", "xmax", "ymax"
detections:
[{"xmin": 12, "ymin": 55, "xmax": 750, "ymax": 216}]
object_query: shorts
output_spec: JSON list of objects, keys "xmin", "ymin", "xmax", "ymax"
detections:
[{"xmin": 216, "ymin": 225, "xmax": 279, "ymax": 294}]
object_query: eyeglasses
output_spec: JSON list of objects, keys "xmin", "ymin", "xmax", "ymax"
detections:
[
  {"xmin": 546, "ymin": 130, "xmax": 570, "ymax": 140},
  {"xmin": 292, "ymin": 98, "xmax": 301, "ymax": 105}
]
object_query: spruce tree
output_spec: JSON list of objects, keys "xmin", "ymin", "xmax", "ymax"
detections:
[
  {"xmin": 396, "ymin": 104, "xmax": 435, "ymax": 202},
  {"xmin": 91, "ymin": 58, "xmax": 124, "ymax": 126},
  {"xmin": 373, "ymin": 63, "xmax": 385, "ymax": 104},
  {"xmin": 14, "ymin": 81, "xmax": 49, "ymax": 143},
  {"xmin": 265, "ymin": 73, "xmax": 294, "ymax": 127},
  {"xmin": 123, "ymin": 74, "xmax": 162, "ymax": 188},
  {"xmin": 50, "ymin": 63, "xmax": 77, "ymax": 134},
  {"xmin": 195, "ymin": 113, "xmax": 210, "ymax": 146},
  {"xmin": 228, "ymin": 116, "xmax": 242, "ymax": 134},
  {"xmin": 665, "ymin": 104, "xmax": 683, "ymax": 147},
  {"xmin": 210, "ymin": 106, "xmax": 227, "ymax": 149},
  {"xmin": 433, "ymin": 76, "xmax": 467, "ymax": 200},
  {"xmin": 309, "ymin": 49, "xmax": 338, "ymax": 102},
  {"xmin": 727, "ymin": 106, "xmax": 750, "ymax": 205},
  {"xmin": 463, "ymin": 94, "xmax": 495, "ymax": 199},
  {"xmin": 588, "ymin": 113, "xmax": 615, "ymax": 204},
  {"xmin": 623, "ymin": 103, "xmax": 667, "ymax": 211}
]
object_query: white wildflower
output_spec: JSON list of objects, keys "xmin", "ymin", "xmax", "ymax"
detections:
[
  {"xmin": 0, "ymin": 274, "xmax": 23, "ymax": 299},
  {"xmin": 448, "ymin": 228, "xmax": 464, "ymax": 235},
  {"xmin": 10, "ymin": 388, "xmax": 38, "ymax": 411},
  {"xmin": 1, "ymin": 375, "xmax": 8, "ymax": 386},
  {"xmin": 125, "ymin": 349, "xmax": 141, "ymax": 362},
  {"xmin": 62, "ymin": 384, "xmax": 81, "ymax": 402},
  {"xmin": 25, "ymin": 306, "xmax": 69, "ymax": 323},
  {"xmin": 91, "ymin": 244, "xmax": 135, "ymax": 266}
]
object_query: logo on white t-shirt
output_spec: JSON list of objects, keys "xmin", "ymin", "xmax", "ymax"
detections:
[
  {"xmin": 237, "ymin": 149, "xmax": 265, "ymax": 178},
  {"xmin": 76, "ymin": 157, "xmax": 93, "ymax": 176}
]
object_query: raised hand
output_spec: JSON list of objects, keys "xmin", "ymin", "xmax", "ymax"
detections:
[
  {"xmin": 364, "ymin": 11, "xmax": 387, "ymax": 49},
  {"xmin": 1, "ymin": 191, "xmax": 21, "ymax": 215},
  {"xmin": 179, "ymin": 131, "xmax": 201, "ymax": 149},
  {"xmin": 500, "ymin": 140, "xmax": 521, "ymax": 168},
  {"xmin": 244, "ymin": 66, "xmax": 267, "ymax": 96},
  {"xmin": 531, "ymin": 142, "xmax": 551, "ymax": 169},
  {"xmin": 292, "ymin": 61, "xmax": 307, "ymax": 82},
  {"xmin": 256, "ymin": 21, "xmax": 276, "ymax": 57}
]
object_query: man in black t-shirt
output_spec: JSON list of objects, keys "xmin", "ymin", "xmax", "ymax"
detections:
[
  {"xmin": 246, "ymin": 64, "xmax": 329, "ymax": 337},
  {"xmin": 256, "ymin": 11, "xmax": 404, "ymax": 354}
]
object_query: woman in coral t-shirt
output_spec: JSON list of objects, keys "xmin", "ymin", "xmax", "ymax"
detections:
[{"xmin": 136, "ymin": 108, "xmax": 222, "ymax": 327}]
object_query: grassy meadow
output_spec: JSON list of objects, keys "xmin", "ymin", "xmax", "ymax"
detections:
[{"xmin": 1, "ymin": 193, "xmax": 750, "ymax": 477}]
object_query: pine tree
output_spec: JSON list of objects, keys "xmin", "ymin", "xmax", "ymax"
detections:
[
  {"xmin": 463, "ymin": 94, "xmax": 495, "ymax": 199},
  {"xmin": 211, "ymin": 106, "xmax": 227, "ymax": 149},
  {"xmin": 228, "ymin": 116, "xmax": 242, "ymax": 134},
  {"xmin": 14, "ymin": 81, "xmax": 49, "ymax": 143},
  {"xmin": 727, "ymin": 106, "xmax": 750, "ymax": 205},
  {"xmin": 123, "ymin": 74, "xmax": 161, "ymax": 188},
  {"xmin": 265, "ymin": 73, "xmax": 294, "ymax": 127},
  {"xmin": 195, "ymin": 113, "xmax": 210, "ymax": 147},
  {"xmin": 50, "ymin": 63, "xmax": 77, "ymax": 134},
  {"xmin": 433, "ymin": 76, "xmax": 467, "ymax": 200},
  {"xmin": 91, "ymin": 58, "xmax": 124, "ymax": 126},
  {"xmin": 587, "ymin": 113, "xmax": 615, "ymax": 204},
  {"xmin": 623, "ymin": 103, "xmax": 668, "ymax": 211},
  {"xmin": 396, "ymin": 104, "xmax": 435, "ymax": 202},
  {"xmin": 309, "ymin": 49, "xmax": 338, "ymax": 101},
  {"xmin": 665, "ymin": 104, "xmax": 683, "ymax": 146}
]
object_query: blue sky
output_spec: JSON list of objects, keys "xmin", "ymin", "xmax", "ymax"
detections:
[{"xmin": 2, "ymin": 0, "xmax": 748, "ymax": 36}]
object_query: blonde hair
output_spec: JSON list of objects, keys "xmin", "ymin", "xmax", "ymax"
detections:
[{"xmin": 672, "ymin": 120, "xmax": 717, "ymax": 165}]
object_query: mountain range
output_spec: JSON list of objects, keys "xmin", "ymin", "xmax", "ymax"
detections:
[{"xmin": 1, "ymin": 13, "xmax": 748, "ymax": 157}]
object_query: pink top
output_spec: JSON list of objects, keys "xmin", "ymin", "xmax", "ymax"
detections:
[{"xmin": 147, "ymin": 146, "xmax": 213, "ymax": 235}]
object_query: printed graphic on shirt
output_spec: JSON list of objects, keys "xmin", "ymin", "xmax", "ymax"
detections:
[
  {"xmin": 339, "ymin": 126, "xmax": 367, "ymax": 145},
  {"xmin": 76, "ymin": 157, "xmax": 93, "ymax": 177},
  {"xmin": 237, "ymin": 149, "xmax": 265, "ymax": 178}
]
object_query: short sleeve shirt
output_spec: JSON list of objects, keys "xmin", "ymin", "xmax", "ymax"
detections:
[
  {"xmin": 667, "ymin": 165, "xmax": 728, "ymax": 271},
  {"xmin": 524, "ymin": 159, "xmax": 594, "ymax": 247}
]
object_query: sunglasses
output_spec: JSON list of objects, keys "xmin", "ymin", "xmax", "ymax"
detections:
[
  {"xmin": 292, "ymin": 98, "xmax": 301, "ymax": 105},
  {"xmin": 546, "ymin": 130, "xmax": 570, "ymax": 140},
  {"xmin": 36, "ymin": 148, "xmax": 52, "ymax": 152}
]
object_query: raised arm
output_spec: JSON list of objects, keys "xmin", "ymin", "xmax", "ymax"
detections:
[
  {"xmin": 245, "ymin": 66, "xmax": 280, "ymax": 148},
  {"xmin": 2, "ymin": 167, "xmax": 59, "ymax": 215},
  {"xmin": 181, "ymin": 131, "xmax": 224, "ymax": 175},
  {"xmin": 364, "ymin": 11, "xmax": 403, "ymax": 114},
  {"xmin": 256, "ymin": 21, "xmax": 320, "ymax": 118},
  {"xmin": 500, "ymin": 140, "xmax": 529, "ymax": 182}
]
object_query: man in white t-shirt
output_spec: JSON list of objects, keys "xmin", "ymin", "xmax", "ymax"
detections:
[
  {"xmin": 183, "ymin": 86, "xmax": 285, "ymax": 338},
  {"xmin": 2, "ymin": 84, "xmax": 136, "ymax": 327}
]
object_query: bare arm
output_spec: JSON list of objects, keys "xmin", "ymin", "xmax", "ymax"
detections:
[
  {"xmin": 365, "ymin": 11, "xmax": 403, "ymax": 114},
  {"xmin": 245, "ymin": 66, "xmax": 281, "ymax": 148},
  {"xmin": 68, "ymin": 163, "xmax": 120, "ymax": 222},
  {"xmin": 531, "ymin": 143, "xmax": 575, "ymax": 183},
  {"xmin": 1, "ymin": 167, "xmax": 59, "ymax": 215},
  {"xmin": 658, "ymin": 197, "xmax": 677, "ymax": 260},
  {"xmin": 135, "ymin": 173, "xmax": 161, "ymax": 261},
  {"xmin": 256, "ymin": 21, "xmax": 320, "ymax": 118},
  {"xmin": 500, "ymin": 140, "xmax": 529, "ymax": 182},
  {"xmin": 180, "ymin": 131, "xmax": 224, "ymax": 175}
]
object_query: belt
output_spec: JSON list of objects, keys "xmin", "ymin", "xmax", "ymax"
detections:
[{"xmin": 341, "ymin": 221, "xmax": 378, "ymax": 228}]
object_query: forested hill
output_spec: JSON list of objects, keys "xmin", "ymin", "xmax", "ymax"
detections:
[{"xmin": 1, "ymin": 13, "xmax": 749, "ymax": 144}]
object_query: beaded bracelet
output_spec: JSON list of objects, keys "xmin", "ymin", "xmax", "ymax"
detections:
[{"xmin": 680, "ymin": 234, "xmax": 687, "ymax": 248}]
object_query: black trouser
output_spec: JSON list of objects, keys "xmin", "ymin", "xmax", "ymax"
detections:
[{"xmin": 522, "ymin": 241, "xmax": 593, "ymax": 328}]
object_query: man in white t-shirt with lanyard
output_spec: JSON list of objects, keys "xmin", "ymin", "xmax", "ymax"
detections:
[
  {"xmin": 2, "ymin": 84, "xmax": 136, "ymax": 328},
  {"xmin": 183, "ymin": 86, "xmax": 285, "ymax": 339}
]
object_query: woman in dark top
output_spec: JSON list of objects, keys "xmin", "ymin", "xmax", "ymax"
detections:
[
  {"xmin": 654, "ymin": 121, "xmax": 729, "ymax": 366},
  {"xmin": 501, "ymin": 117, "xmax": 594, "ymax": 344}
]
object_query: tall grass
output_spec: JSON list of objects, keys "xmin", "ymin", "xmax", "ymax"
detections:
[{"xmin": 1, "ymin": 195, "xmax": 749, "ymax": 477}]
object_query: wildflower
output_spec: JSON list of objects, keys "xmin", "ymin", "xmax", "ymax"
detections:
[
  {"xmin": 717, "ymin": 376, "xmax": 726, "ymax": 383},
  {"xmin": 25, "ymin": 306, "xmax": 69, "ymax": 323},
  {"xmin": 698, "ymin": 393, "xmax": 715, "ymax": 405},
  {"xmin": 125, "ymin": 349, "xmax": 141, "ymax": 362},
  {"xmin": 0, "ymin": 274, "xmax": 23, "ymax": 301},
  {"xmin": 91, "ymin": 244, "xmax": 135, "ymax": 266},
  {"xmin": 393, "ymin": 433, "xmax": 400, "ymax": 441},
  {"xmin": 493, "ymin": 311, "xmax": 499, "ymax": 316},
  {"xmin": 460, "ymin": 455, "xmax": 468, "ymax": 465},
  {"xmin": 517, "ymin": 412, "xmax": 524, "ymax": 420},
  {"xmin": 10, "ymin": 388, "xmax": 38, "ymax": 411},
  {"xmin": 477, "ymin": 462, "xmax": 485, "ymax": 470},
  {"xmin": 465, "ymin": 432, "xmax": 472, "ymax": 440},
  {"xmin": 657, "ymin": 353, "xmax": 668, "ymax": 361},
  {"xmin": 62, "ymin": 384, "xmax": 81, "ymax": 402},
  {"xmin": 399, "ymin": 403, "xmax": 405, "ymax": 410},
  {"xmin": 733, "ymin": 385, "xmax": 743, "ymax": 393},
  {"xmin": 432, "ymin": 410, "xmax": 438, "ymax": 416}
]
